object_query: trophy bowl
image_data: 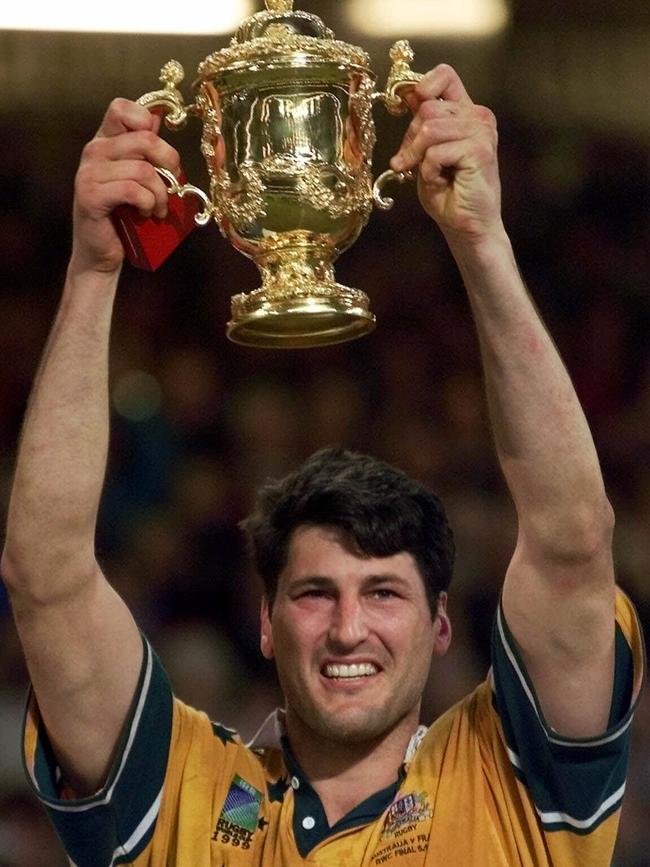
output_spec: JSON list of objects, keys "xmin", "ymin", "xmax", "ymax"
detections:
[{"xmin": 136, "ymin": 0, "xmax": 422, "ymax": 348}]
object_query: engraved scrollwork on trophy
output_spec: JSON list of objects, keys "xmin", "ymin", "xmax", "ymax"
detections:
[
  {"xmin": 295, "ymin": 165, "xmax": 351, "ymax": 219},
  {"xmin": 199, "ymin": 108, "xmax": 222, "ymax": 160},
  {"xmin": 251, "ymin": 155, "xmax": 372, "ymax": 220},
  {"xmin": 210, "ymin": 164, "xmax": 267, "ymax": 228},
  {"xmin": 197, "ymin": 96, "xmax": 216, "ymax": 157},
  {"xmin": 198, "ymin": 36, "xmax": 369, "ymax": 78},
  {"xmin": 296, "ymin": 165, "xmax": 372, "ymax": 220},
  {"xmin": 264, "ymin": 258, "xmax": 323, "ymax": 299},
  {"xmin": 198, "ymin": 96, "xmax": 221, "ymax": 138},
  {"xmin": 264, "ymin": 23, "xmax": 295, "ymax": 40},
  {"xmin": 350, "ymin": 75, "xmax": 378, "ymax": 161},
  {"xmin": 207, "ymin": 173, "xmax": 227, "ymax": 233},
  {"xmin": 235, "ymin": 233, "xmax": 371, "ymax": 311}
]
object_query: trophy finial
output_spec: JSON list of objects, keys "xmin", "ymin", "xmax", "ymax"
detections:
[
  {"xmin": 265, "ymin": 0, "xmax": 293, "ymax": 11},
  {"xmin": 389, "ymin": 40, "xmax": 415, "ymax": 66},
  {"xmin": 159, "ymin": 60, "xmax": 185, "ymax": 88}
]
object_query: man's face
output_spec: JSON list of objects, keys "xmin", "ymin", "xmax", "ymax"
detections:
[{"xmin": 260, "ymin": 525, "xmax": 451, "ymax": 749}]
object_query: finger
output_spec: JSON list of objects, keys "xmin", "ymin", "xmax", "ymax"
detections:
[
  {"xmin": 96, "ymin": 98, "xmax": 158, "ymax": 138},
  {"xmin": 417, "ymin": 133, "xmax": 495, "ymax": 187},
  {"xmin": 401, "ymin": 97, "xmax": 464, "ymax": 144},
  {"xmin": 414, "ymin": 64, "xmax": 474, "ymax": 107},
  {"xmin": 391, "ymin": 111, "xmax": 478, "ymax": 172},
  {"xmin": 77, "ymin": 175, "xmax": 160, "ymax": 220},
  {"xmin": 77, "ymin": 156, "xmax": 172, "ymax": 219},
  {"xmin": 393, "ymin": 83, "xmax": 421, "ymax": 115},
  {"xmin": 82, "ymin": 130, "xmax": 181, "ymax": 178},
  {"xmin": 104, "ymin": 160, "xmax": 172, "ymax": 218},
  {"xmin": 105, "ymin": 130, "xmax": 180, "ymax": 175},
  {"xmin": 418, "ymin": 140, "xmax": 468, "ymax": 184}
]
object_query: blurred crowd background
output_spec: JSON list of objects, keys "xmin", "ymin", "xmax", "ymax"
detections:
[{"xmin": 1, "ymin": 3, "xmax": 650, "ymax": 863}]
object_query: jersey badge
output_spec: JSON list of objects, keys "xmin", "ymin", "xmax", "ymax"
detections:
[
  {"xmin": 212, "ymin": 774, "xmax": 263, "ymax": 850},
  {"xmin": 381, "ymin": 792, "xmax": 432, "ymax": 839}
]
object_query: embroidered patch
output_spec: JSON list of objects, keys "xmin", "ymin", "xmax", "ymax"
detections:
[
  {"xmin": 221, "ymin": 775, "xmax": 263, "ymax": 831},
  {"xmin": 382, "ymin": 792, "xmax": 433, "ymax": 838},
  {"xmin": 212, "ymin": 775, "xmax": 264, "ymax": 849}
]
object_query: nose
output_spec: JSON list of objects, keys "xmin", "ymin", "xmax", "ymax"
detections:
[{"xmin": 327, "ymin": 594, "xmax": 369, "ymax": 651}]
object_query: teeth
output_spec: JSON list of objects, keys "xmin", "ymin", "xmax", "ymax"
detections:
[{"xmin": 324, "ymin": 663, "xmax": 378, "ymax": 678}]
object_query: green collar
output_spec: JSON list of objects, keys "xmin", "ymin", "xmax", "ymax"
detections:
[{"xmin": 281, "ymin": 736, "xmax": 406, "ymax": 857}]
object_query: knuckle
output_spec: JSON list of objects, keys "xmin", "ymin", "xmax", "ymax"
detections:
[
  {"xmin": 476, "ymin": 105, "xmax": 496, "ymax": 126},
  {"xmin": 73, "ymin": 174, "xmax": 87, "ymax": 202},
  {"xmin": 420, "ymin": 119, "xmax": 439, "ymax": 141},
  {"xmin": 132, "ymin": 159, "xmax": 157, "ymax": 182},
  {"xmin": 112, "ymin": 96, "xmax": 142, "ymax": 117},
  {"xmin": 103, "ymin": 97, "xmax": 133, "ymax": 126},
  {"xmin": 81, "ymin": 138, "xmax": 103, "ymax": 162},
  {"xmin": 419, "ymin": 158, "xmax": 438, "ymax": 184},
  {"xmin": 108, "ymin": 97, "xmax": 128, "ymax": 114},
  {"xmin": 124, "ymin": 180, "xmax": 154, "ymax": 208},
  {"xmin": 74, "ymin": 164, "xmax": 91, "ymax": 189},
  {"xmin": 435, "ymin": 62, "xmax": 457, "ymax": 82},
  {"xmin": 419, "ymin": 100, "xmax": 441, "ymax": 120},
  {"xmin": 118, "ymin": 179, "xmax": 138, "ymax": 198},
  {"xmin": 419, "ymin": 68, "xmax": 438, "ymax": 86},
  {"xmin": 164, "ymin": 145, "xmax": 181, "ymax": 169},
  {"xmin": 138, "ymin": 128, "xmax": 160, "ymax": 149}
]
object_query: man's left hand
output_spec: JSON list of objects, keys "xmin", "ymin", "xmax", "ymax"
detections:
[{"xmin": 391, "ymin": 64, "xmax": 503, "ymax": 246}]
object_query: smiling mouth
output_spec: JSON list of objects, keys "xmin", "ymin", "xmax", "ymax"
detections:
[{"xmin": 323, "ymin": 663, "xmax": 379, "ymax": 679}]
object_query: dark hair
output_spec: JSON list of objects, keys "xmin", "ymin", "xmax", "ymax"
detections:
[{"xmin": 241, "ymin": 447, "xmax": 454, "ymax": 614}]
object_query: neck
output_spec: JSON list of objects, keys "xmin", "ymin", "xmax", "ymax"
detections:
[{"xmin": 285, "ymin": 712, "xmax": 418, "ymax": 826}]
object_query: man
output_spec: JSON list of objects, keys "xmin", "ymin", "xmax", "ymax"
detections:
[{"xmin": 1, "ymin": 64, "xmax": 644, "ymax": 866}]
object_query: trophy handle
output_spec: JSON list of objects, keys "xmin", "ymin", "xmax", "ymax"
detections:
[
  {"xmin": 136, "ymin": 60, "xmax": 214, "ymax": 225},
  {"xmin": 137, "ymin": 60, "xmax": 193, "ymax": 128},
  {"xmin": 372, "ymin": 39, "xmax": 423, "ymax": 211},
  {"xmin": 153, "ymin": 167, "xmax": 213, "ymax": 226}
]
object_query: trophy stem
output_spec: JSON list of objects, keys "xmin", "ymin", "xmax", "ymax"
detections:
[{"xmin": 227, "ymin": 244, "xmax": 376, "ymax": 349}]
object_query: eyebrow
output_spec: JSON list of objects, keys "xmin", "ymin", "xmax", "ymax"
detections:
[
  {"xmin": 286, "ymin": 573, "xmax": 411, "ymax": 593},
  {"xmin": 286, "ymin": 576, "xmax": 335, "ymax": 593}
]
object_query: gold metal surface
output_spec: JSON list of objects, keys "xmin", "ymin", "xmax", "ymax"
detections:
[
  {"xmin": 265, "ymin": 0, "xmax": 294, "ymax": 11},
  {"xmin": 135, "ymin": 3, "xmax": 423, "ymax": 348},
  {"xmin": 136, "ymin": 60, "xmax": 192, "ymax": 128},
  {"xmin": 384, "ymin": 40, "xmax": 424, "ymax": 113},
  {"xmin": 154, "ymin": 167, "xmax": 214, "ymax": 225},
  {"xmin": 196, "ymin": 36, "xmax": 369, "ymax": 77}
]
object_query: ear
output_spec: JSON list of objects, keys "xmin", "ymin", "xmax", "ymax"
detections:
[
  {"xmin": 260, "ymin": 596, "xmax": 275, "ymax": 660},
  {"xmin": 432, "ymin": 592, "xmax": 452, "ymax": 657}
]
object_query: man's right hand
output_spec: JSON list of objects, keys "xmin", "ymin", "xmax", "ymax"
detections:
[{"xmin": 70, "ymin": 98, "xmax": 181, "ymax": 276}]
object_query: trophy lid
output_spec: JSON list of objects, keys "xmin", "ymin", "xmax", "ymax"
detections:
[
  {"xmin": 234, "ymin": 0, "xmax": 334, "ymax": 41},
  {"xmin": 196, "ymin": 0, "xmax": 371, "ymax": 82}
]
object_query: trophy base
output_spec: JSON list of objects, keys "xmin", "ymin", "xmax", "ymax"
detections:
[
  {"xmin": 227, "ymin": 243, "xmax": 377, "ymax": 348},
  {"xmin": 227, "ymin": 287, "xmax": 376, "ymax": 349},
  {"xmin": 227, "ymin": 269, "xmax": 375, "ymax": 349}
]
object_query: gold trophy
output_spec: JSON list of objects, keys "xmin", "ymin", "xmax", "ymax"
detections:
[{"xmin": 137, "ymin": 0, "xmax": 423, "ymax": 347}]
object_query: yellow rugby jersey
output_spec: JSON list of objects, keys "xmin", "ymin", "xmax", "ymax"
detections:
[{"xmin": 24, "ymin": 589, "xmax": 644, "ymax": 867}]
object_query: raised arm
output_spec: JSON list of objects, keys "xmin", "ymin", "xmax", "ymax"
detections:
[
  {"xmin": 392, "ymin": 66, "xmax": 615, "ymax": 737},
  {"xmin": 1, "ymin": 99, "xmax": 180, "ymax": 793}
]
